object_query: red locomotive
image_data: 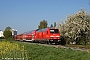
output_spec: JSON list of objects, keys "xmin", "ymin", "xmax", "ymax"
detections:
[
  {"xmin": 34, "ymin": 28, "xmax": 60, "ymax": 44},
  {"xmin": 14, "ymin": 28, "xmax": 60, "ymax": 44}
]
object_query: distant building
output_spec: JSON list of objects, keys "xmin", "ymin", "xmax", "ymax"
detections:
[
  {"xmin": 0, "ymin": 30, "xmax": 4, "ymax": 37},
  {"xmin": 11, "ymin": 29, "xmax": 17, "ymax": 36}
]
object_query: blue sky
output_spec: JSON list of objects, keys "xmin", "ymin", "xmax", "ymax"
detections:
[{"xmin": 0, "ymin": 0, "xmax": 90, "ymax": 34}]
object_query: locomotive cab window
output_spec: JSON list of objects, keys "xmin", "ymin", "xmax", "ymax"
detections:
[{"xmin": 50, "ymin": 29, "xmax": 59, "ymax": 33}]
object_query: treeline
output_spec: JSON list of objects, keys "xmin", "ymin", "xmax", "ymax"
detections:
[
  {"xmin": 38, "ymin": 20, "xmax": 57, "ymax": 30},
  {"xmin": 58, "ymin": 9, "xmax": 90, "ymax": 45}
]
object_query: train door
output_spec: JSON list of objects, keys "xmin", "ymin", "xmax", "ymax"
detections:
[{"xmin": 32, "ymin": 34, "xmax": 34, "ymax": 40}]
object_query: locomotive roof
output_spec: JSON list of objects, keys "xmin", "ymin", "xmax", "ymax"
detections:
[
  {"xmin": 24, "ymin": 29, "xmax": 39, "ymax": 34},
  {"xmin": 37, "ymin": 28, "xmax": 58, "ymax": 32}
]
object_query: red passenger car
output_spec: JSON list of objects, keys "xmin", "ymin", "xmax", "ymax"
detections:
[
  {"xmin": 14, "ymin": 34, "xmax": 23, "ymax": 40},
  {"xmin": 34, "ymin": 28, "xmax": 60, "ymax": 44},
  {"xmin": 23, "ymin": 30, "xmax": 37, "ymax": 41},
  {"xmin": 14, "ymin": 29, "xmax": 38, "ymax": 41}
]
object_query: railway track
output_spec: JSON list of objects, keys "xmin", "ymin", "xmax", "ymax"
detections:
[{"xmin": 18, "ymin": 40, "xmax": 88, "ymax": 53}]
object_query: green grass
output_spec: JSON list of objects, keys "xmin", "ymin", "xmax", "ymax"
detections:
[{"xmin": 0, "ymin": 40, "xmax": 90, "ymax": 60}]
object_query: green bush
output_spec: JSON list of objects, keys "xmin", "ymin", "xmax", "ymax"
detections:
[{"xmin": 3, "ymin": 30, "xmax": 12, "ymax": 40}]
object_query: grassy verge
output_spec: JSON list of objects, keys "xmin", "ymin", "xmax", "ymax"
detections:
[{"xmin": 0, "ymin": 40, "xmax": 90, "ymax": 60}]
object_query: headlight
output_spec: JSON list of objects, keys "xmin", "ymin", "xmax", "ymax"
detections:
[
  {"xmin": 56, "ymin": 36, "xmax": 60, "ymax": 37},
  {"xmin": 50, "ymin": 36, "xmax": 54, "ymax": 37}
]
